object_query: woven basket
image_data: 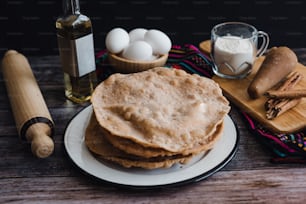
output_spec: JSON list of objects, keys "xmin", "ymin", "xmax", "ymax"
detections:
[{"xmin": 108, "ymin": 53, "xmax": 168, "ymax": 73}]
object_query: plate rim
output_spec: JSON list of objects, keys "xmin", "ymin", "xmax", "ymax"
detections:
[{"xmin": 64, "ymin": 105, "xmax": 239, "ymax": 189}]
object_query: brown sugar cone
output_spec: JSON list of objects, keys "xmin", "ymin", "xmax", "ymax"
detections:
[{"xmin": 248, "ymin": 47, "xmax": 298, "ymax": 99}]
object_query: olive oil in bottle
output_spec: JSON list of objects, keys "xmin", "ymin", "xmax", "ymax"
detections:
[{"xmin": 56, "ymin": 0, "xmax": 97, "ymax": 103}]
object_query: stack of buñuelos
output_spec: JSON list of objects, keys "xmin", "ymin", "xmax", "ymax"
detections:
[{"xmin": 85, "ymin": 67, "xmax": 230, "ymax": 169}]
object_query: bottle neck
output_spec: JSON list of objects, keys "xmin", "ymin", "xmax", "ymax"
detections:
[{"xmin": 63, "ymin": 0, "xmax": 80, "ymax": 15}]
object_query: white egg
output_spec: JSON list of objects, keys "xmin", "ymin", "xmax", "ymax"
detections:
[
  {"xmin": 144, "ymin": 29, "xmax": 172, "ymax": 55},
  {"xmin": 149, "ymin": 55, "xmax": 159, "ymax": 60},
  {"xmin": 129, "ymin": 28, "xmax": 148, "ymax": 42},
  {"xmin": 105, "ymin": 28, "xmax": 129, "ymax": 54},
  {"xmin": 122, "ymin": 41, "xmax": 153, "ymax": 61}
]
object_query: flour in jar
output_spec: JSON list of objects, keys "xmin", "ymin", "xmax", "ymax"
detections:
[{"xmin": 213, "ymin": 36, "xmax": 255, "ymax": 75}]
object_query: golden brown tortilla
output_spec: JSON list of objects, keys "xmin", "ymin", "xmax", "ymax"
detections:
[{"xmin": 91, "ymin": 67, "xmax": 230, "ymax": 153}]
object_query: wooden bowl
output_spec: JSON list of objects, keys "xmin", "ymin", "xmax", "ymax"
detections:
[{"xmin": 108, "ymin": 53, "xmax": 168, "ymax": 73}]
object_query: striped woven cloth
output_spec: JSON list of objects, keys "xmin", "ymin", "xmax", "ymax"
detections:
[{"xmin": 96, "ymin": 44, "xmax": 306, "ymax": 163}]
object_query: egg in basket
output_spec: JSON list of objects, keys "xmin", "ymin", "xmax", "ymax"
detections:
[{"xmin": 105, "ymin": 28, "xmax": 171, "ymax": 73}]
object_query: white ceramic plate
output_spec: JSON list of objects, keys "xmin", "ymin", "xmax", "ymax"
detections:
[{"xmin": 64, "ymin": 105, "xmax": 239, "ymax": 188}]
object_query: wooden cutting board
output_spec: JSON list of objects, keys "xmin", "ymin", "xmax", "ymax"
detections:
[{"xmin": 199, "ymin": 40, "xmax": 306, "ymax": 133}]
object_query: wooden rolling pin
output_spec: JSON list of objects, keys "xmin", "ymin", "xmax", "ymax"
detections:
[{"xmin": 1, "ymin": 50, "xmax": 54, "ymax": 158}]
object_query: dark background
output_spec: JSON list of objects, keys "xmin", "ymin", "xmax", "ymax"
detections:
[{"xmin": 1, "ymin": 0, "xmax": 306, "ymax": 56}]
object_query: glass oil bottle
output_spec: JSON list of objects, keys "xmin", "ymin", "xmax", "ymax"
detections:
[{"xmin": 56, "ymin": 0, "xmax": 97, "ymax": 103}]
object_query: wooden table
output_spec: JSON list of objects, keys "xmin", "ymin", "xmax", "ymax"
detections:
[{"xmin": 1, "ymin": 49, "xmax": 306, "ymax": 203}]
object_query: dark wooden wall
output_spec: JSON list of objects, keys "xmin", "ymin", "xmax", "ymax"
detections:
[{"xmin": 1, "ymin": 0, "xmax": 306, "ymax": 56}]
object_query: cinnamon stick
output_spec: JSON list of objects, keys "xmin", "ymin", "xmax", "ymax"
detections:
[
  {"xmin": 264, "ymin": 71, "xmax": 303, "ymax": 120},
  {"xmin": 265, "ymin": 72, "xmax": 302, "ymax": 111},
  {"xmin": 266, "ymin": 98, "xmax": 302, "ymax": 120},
  {"xmin": 265, "ymin": 89, "xmax": 306, "ymax": 99},
  {"xmin": 275, "ymin": 71, "xmax": 302, "ymax": 91}
]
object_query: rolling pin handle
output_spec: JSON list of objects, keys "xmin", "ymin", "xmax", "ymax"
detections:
[
  {"xmin": 26, "ymin": 122, "xmax": 54, "ymax": 158},
  {"xmin": 31, "ymin": 133, "xmax": 54, "ymax": 158},
  {"xmin": 4, "ymin": 50, "xmax": 18, "ymax": 57}
]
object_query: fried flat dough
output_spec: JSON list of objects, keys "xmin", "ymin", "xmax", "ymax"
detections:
[
  {"xmin": 101, "ymin": 127, "xmax": 178, "ymax": 158},
  {"xmin": 92, "ymin": 67, "xmax": 230, "ymax": 153},
  {"xmin": 85, "ymin": 114, "xmax": 194, "ymax": 169},
  {"xmin": 102, "ymin": 119, "xmax": 224, "ymax": 158}
]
